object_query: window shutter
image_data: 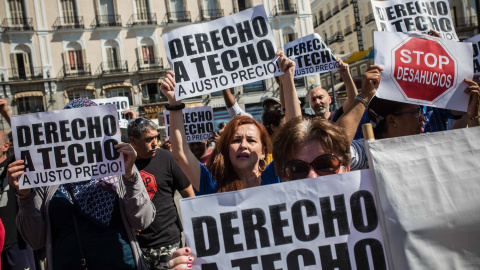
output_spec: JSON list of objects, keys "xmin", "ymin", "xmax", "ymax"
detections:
[
  {"xmin": 23, "ymin": 53, "xmax": 31, "ymax": 78},
  {"xmin": 10, "ymin": 53, "xmax": 18, "ymax": 78}
]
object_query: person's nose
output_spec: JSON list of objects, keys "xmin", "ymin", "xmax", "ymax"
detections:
[
  {"xmin": 239, "ymin": 138, "xmax": 248, "ymax": 149},
  {"xmin": 306, "ymin": 165, "xmax": 319, "ymax": 179}
]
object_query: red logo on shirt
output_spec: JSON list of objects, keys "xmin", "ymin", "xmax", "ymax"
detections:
[{"xmin": 139, "ymin": 170, "xmax": 157, "ymax": 200}]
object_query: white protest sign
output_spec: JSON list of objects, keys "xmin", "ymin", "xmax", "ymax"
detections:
[
  {"xmin": 162, "ymin": 5, "xmax": 281, "ymax": 100},
  {"xmin": 465, "ymin": 34, "xmax": 480, "ymax": 76},
  {"xmin": 371, "ymin": 0, "xmax": 458, "ymax": 41},
  {"xmin": 11, "ymin": 105, "xmax": 125, "ymax": 189},
  {"xmin": 367, "ymin": 126, "xmax": 480, "ymax": 270},
  {"xmin": 164, "ymin": 106, "xmax": 214, "ymax": 143},
  {"xmin": 374, "ymin": 31, "xmax": 472, "ymax": 111},
  {"xmin": 180, "ymin": 170, "xmax": 388, "ymax": 269},
  {"xmin": 92, "ymin": 97, "xmax": 130, "ymax": 128},
  {"xmin": 284, "ymin": 33, "xmax": 339, "ymax": 78}
]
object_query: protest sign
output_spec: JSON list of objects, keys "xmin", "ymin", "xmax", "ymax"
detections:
[
  {"xmin": 374, "ymin": 31, "xmax": 473, "ymax": 111},
  {"xmin": 371, "ymin": 0, "xmax": 458, "ymax": 41},
  {"xmin": 164, "ymin": 106, "xmax": 214, "ymax": 143},
  {"xmin": 284, "ymin": 33, "xmax": 339, "ymax": 78},
  {"xmin": 93, "ymin": 97, "xmax": 130, "ymax": 128},
  {"xmin": 11, "ymin": 105, "xmax": 125, "ymax": 189},
  {"xmin": 180, "ymin": 170, "xmax": 388, "ymax": 269},
  {"xmin": 366, "ymin": 126, "xmax": 480, "ymax": 270},
  {"xmin": 162, "ymin": 5, "xmax": 281, "ymax": 100},
  {"xmin": 465, "ymin": 34, "xmax": 480, "ymax": 76}
]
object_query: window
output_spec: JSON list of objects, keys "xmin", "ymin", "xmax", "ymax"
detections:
[
  {"xmin": 61, "ymin": 0, "xmax": 77, "ymax": 24},
  {"xmin": 351, "ymin": 67, "xmax": 358, "ymax": 78},
  {"xmin": 99, "ymin": 0, "xmax": 116, "ymax": 24},
  {"xmin": 10, "ymin": 45, "xmax": 33, "ymax": 80},
  {"xmin": 282, "ymin": 27, "xmax": 296, "ymax": 44},
  {"xmin": 17, "ymin": 96, "xmax": 44, "ymax": 114},
  {"xmin": 68, "ymin": 89, "xmax": 94, "ymax": 101},
  {"xmin": 135, "ymin": 0, "xmax": 149, "ymax": 20},
  {"xmin": 141, "ymin": 83, "xmax": 166, "ymax": 103},
  {"xmin": 8, "ymin": 0, "xmax": 25, "ymax": 25},
  {"xmin": 360, "ymin": 64, "xmax": 367, "ymax": 75},
  {"xmin": 106, "ymin": 88, "xmax": 132, "ymax": 105},
  {"xmin": 63, "ymin": 42, "xmax": 87, "ymax": 75},
  {"xmin": 105, "ymin": 40, "xmax": 121, "ymax": 71},
  {"xmin": 169, "ymin": 0, "xmax": 184, "ymax": 20},
  {"xmin": 243, "ymin": 80, "xmax": 264, "ymax": 92}
]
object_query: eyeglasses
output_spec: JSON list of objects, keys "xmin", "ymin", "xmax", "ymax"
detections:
[
  {"xmin": 134, "ymin": 116, "xmax": 150, "ymax": 125},
  {"xmin": 392, "ymin": 108, "xmax": 425, "ymax": 118},
  {"xmin": 284, "ymin": 154, "xmax": 342, "ymax": 181}
]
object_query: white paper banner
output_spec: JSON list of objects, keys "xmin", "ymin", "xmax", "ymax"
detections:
[
  {"xmin": 465, "ymin": 34, "xmax": 480, "ymax": 76},
  {"xmin": 374, "ymin": 31, "xmax": 472, "ymax": 111},
  {"xmin": 162, "ymin": 5, "xmax": 281, "ymax": 100},
  {"xmin": 164, "ymin": 106, "xmax": 214, "ymax": 143},
  {"xmin": 93, "ymin": 97, "xmax": 130, "ymax": 128},
  {"xmin": 371, "ymin": 0, "xmax": 458, "ymax": 41},
  {"xmin": 284, "ymin": 33, "xmax": 339, "ymax": 78},
  {"xmin": 11, "ymin": 105, "xmax": 125, "ymax": 189},
  {"xmin": 180, "ymin": 170, "xmax": 387, "ymax": 269},
  {"xmin": 367, "ymin": 126, "xmax": 480, "ymax": 270}
]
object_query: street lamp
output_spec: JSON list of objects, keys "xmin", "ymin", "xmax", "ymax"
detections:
[{"xmin": 46, "ymin": 70, "xmax": 55, "ymax": 107}]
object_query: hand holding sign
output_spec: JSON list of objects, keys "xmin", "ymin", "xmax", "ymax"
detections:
[
  {"xmin": 114, "ymin": 142, "xmax": 137, "ymax": 179},
  {"xmin": 161, "ymin": 70, "xmax": 181, "ymax": 106},
  {"xmin": 7, "ymin": 160, "xmax": 31, "ymax": 197},
  {"xmin": 361, "ymin": 65, "xmax": 384, "ymax": 99},
  {"xmin": 463, "ymin": 78, "xmax": 480, "ymax": 121}
]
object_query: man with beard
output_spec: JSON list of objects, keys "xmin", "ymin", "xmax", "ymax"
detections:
[{"xmin": 128, "ymin": 117, "xmax": 195, "ymax": 270}]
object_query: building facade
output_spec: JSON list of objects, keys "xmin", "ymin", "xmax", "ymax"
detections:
[{"xmin": 0, "ymin": 0, "xmax": 316, "ymax": 133}]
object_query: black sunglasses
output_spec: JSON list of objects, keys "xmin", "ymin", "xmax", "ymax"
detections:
[
  {"xmin": 284, "ymin": 154, "xmax": 342, "ymax": 181},
  {"xmin": 134, "ymin": 116, "xmax": 151, "ymax": 125}
]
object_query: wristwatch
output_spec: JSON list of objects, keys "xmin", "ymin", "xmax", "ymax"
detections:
[
  {"xmin": 355, "ymin": 95, "xmax": 370, "ymax": 107},
  {"xmin": 123, "ymin": 171, "xmax": 138, "ymax": 184}
]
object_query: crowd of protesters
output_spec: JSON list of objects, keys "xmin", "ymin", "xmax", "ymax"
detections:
[{"xmin": 0, "ymin": 28, "xmax": 478, "ymax": 270}]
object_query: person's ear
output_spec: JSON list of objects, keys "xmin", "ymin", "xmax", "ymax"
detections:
[{"xmin": 129, "ymin": 137, "xmax": 136, "ymax": 146}]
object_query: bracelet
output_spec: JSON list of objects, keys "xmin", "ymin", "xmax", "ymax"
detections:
[
  {"xmin": 123, "ymin": 171, "xmax": 138, "ymax": 184},
  {"xmin": 166, "ymin": 103, "xmax": 185, "ymax": 111},
  {"xmin": 468, "ymin": 115, "xmax": 480, "ymax": 120},
  {"xmin": 355, "ymin": 95, "xmax": 370, "ymax": 107},
  {"xmin": 15, "ymin": 190, "xmax": 32, "ymax": 199}
]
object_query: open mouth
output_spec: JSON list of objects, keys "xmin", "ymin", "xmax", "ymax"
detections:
[{"xmin": 237, "ymin": 153, "xmax": 250, "ymax": 159}]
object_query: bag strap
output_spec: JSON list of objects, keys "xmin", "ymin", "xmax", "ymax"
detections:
[{"xmin": 68, "ymin": 190, "xmax": 88, "ymax": 270}]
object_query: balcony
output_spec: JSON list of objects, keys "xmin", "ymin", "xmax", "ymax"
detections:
[
  {"xmin": 454, "ymin": 16, "xmax": 478, "ymax": 30},
  {"xmin": 167, "ymin": 11, "xmax": 191, "ymax": 23},
  {"xmin": 127, "ymin": 13, "xmax": 157, "ymax": 26},
  {"xmin": 344, "ymin": 25, "xmax": 353, "ymax": 36},
  {"xmin": 233, "ymin": 5, "xmax": 252, "ymax": 13},
  {"xmin": 273, "ymin": 4, "xmax": 297, "ymax": 16},
  {"xmin": 333, "ymin": 6, "xmax": 340, "ymax": 15},
  {"xmin": 365, "ymin": 13, "xmax": 375, "ymax": 24},
  {"xmin": 341, "ymin": 0, "xmax": 349, "ymax": 9},
  {"xmin": 97, "ymin": 61, "xmax": 128, "ymax": 75},
  {"xmin": 7, "ymin": 67, "xmax": 43, "ymax": 81},
  {"xmin": 53, "ymin": 16, "xmax": 85, "ymax": 30},
  {"xmin": 325, "ymin": 10, "xmax": 332, "ymax": 20},
  {"xmin": 201, "ymin": 9, "xmax": 224, "ymax": 21},
  {"xmin": 243, "ymin": 80, "xmax": 264, "ymax": 93},
  {"xmin": 133, "ymin": 58, "xmax": 164, "ymax": 72},
  {"xmin": 63, "ymin": 64, "xmax": 91, "ymax": 78},
  {"xmin": 1, "ymin": 18, "xmax": 34, "ymax": 31},
  {"xmin": 91, "ymin": 15, "xmax": 122, "ymax": 28},
  {"xmin": 327, "ymin": 31, "xmax": 344, "ymax": 45}
]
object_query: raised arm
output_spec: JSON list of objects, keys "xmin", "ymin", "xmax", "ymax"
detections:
[
  {"xmin": 222, "ymin": 88, "xmax": 252, "ymax": 118},
  {"xmin": 0, "ymin": 98, "xmax": 12, "ymax": 126},
  {"xmin": 464, "ymin": 78, "xmax": 480, "ymax": 127},
  {"xmin": 337, "ymin": 65, "xmax": 382, "ymax": 144},
  {"xmin": 276, "ymin": 51, "xmax": 301, "ymax": 121},
  {"xmin": 337, "ymin": 59, "xmax": 358, "ymax": 111},
  {"xmin": 160, "ymin": 70, "xmax": 202, "ymax": 191}
]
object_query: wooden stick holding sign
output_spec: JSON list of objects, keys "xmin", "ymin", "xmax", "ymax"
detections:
[
  {"xmin": 164, "ymin": 106, "xmax": 215, "ymax": 143},
  {"xmin": 11, "ymin": 105, "xmax": 125, "ymax": 189}
]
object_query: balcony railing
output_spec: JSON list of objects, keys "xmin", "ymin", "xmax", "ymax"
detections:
[
  {"xmin": 91, "ymin": 15, "xmax": 122, "ymax": 28},
  {"xmin": 365, "ymin": 13, "xmax": 375, "ymax": 24},
  {"xmin": 333, "ymin": 6, "xmax": 340, "ymax": 14},
  {"xmin": 273, "ymin": 4, "xmax": 297, "ymax": 16},
  {"xmin": 63, "ymin": 63, "xmax": 91, "ymax": 78},
  {"xmin": 1, "ymin": 18, "xmax": 34, "ymax": 31},
  {"xmin": 454, "ymin": 15, "xmax": 478, "ymax": 29},
  {"xmin": 167, "ymin": 11, "xmax": 191, "ymax": 23},
  {"xmin": 98, "ymin": 61, "xmax": 128, "ymax": 74},
  {"xmin": 7, "ymin": 67, "xmax": 43, "ymax": 81},
  {"xmin": 233, "ymin": 5, "xmax": 252, "ymax": 13},
  {"xmin": 243, "ymin": 80, "xmax": 264, "ymax": 93},
  {"xmin": 53, "ymin": 16, "xmax": 85, "ymax": 30},
  {"xmin": 201, "ymin": 9, "xmax": 224, "ymax": 21},
  {"xmin": 133, "ymin": 57, "xmax": 164, "ymax": 72},
  {"xmin": 344, "ymin": 25, "xmax": 353, "ymax": 36},
  {"xmin": 327, "ymin": 31, "xmax": 344, "ymax": 44},
  {"xmin": 341, "ymin": 0, "xmax": 349, "ymax": 9},
  {"xmin": 127, "ymin": 13, "xmax": 157, "ymax": 26},
  {"xmin": 325, "ymin": 10, "xmax": 332, "ymax": 20}
]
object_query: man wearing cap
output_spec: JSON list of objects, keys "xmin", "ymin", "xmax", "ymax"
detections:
[{"xmin": 128, "ymin": 117, "xmax": 195, "ymax": 270}]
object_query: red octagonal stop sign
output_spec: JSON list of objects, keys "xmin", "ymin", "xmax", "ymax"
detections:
[{"xmin": 390, "ymin": 37, "xmax": 458, "ymax": 103}]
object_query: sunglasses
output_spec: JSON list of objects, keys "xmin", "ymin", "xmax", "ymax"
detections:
[
  {"xmin": 284, "ymin": 154, "xmax": 342, "ymax": 180},
  {"xmin": 134, "ymin": 116, "xmax": 150, "ymax": 125},
  {"xmin": 392, "ymin": 108, "xmax": 425, "ymax": 119}
]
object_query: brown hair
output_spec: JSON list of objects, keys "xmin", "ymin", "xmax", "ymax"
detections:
[
  {"xmin": 206, "ymin": 116, "xmax": 270, "ymax": 192},
  {"xmin": 273, "ymin": 117, "xmax": 351, "ymax": 181}
]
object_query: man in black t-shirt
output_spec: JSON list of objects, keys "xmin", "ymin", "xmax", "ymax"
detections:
[{"xmin": 128, "ymin": 117, "xmax": 194, "ymax": 270}]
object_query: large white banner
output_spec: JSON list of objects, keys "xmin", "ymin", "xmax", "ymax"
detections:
[
  {"xmin": 367, "ymin": 126, "xmax": 480, "ymax": 270},
  {"xmin": 93, "ymin": 97, "xmax": 130, "ymax": 128},
  {"xmin": 180, "ymin": 170, "xmax": 387, "ymax": 269},
  {"xmin": 162, "ymin": 5, "xmax": 281, "ymax": 100},
  {"xmin": 371, "ymin": 0, "xmax": 458, "ymax": 41},
  {"xmin": 374, "ymin": 31, "xmax": 472, "ymax": 111},
  {"xmin": 284, "ymin": 33, "xmax": 339, "ymax": 78},
  {"xmin": 11, "ymin": 105, "xmax": 125, "ymax": 189},
  {"xmin": 164, "ymin": 106, "xmax": 215, "ymax": 143},
  {"xmin": 465, "ymin": 34, "xmax": 480, "ymax": 76}
]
